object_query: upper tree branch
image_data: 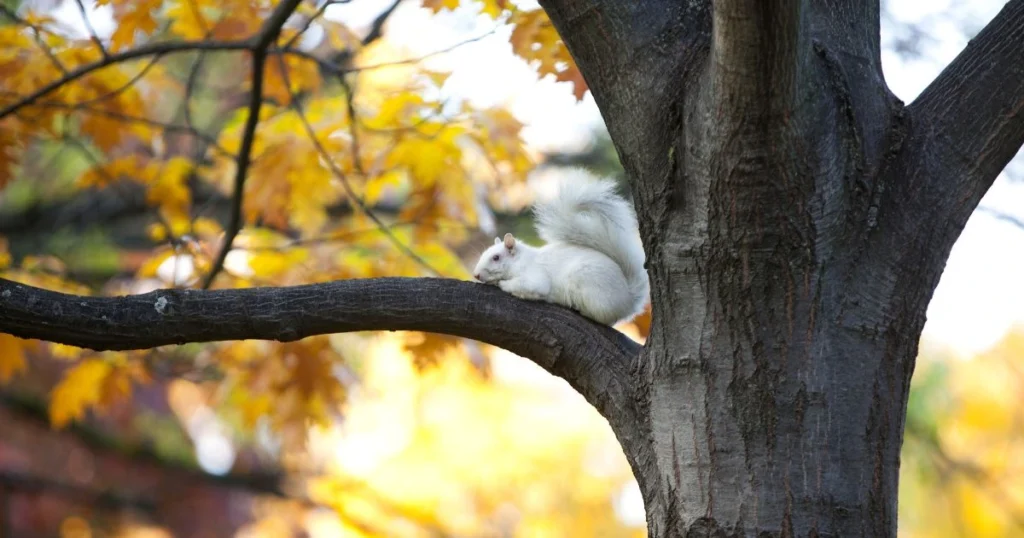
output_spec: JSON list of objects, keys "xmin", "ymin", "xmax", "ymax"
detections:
[
  {"xmin": 0, "ymin": 42, "xmax": 332, "ymax": 121},
  {"xmin": 710, "ymin": 0, "xmax": 806, "ymax": 120},
  {"xmin": 538, "ymin": 0, "xmax": 711, "ymax": 178},
  {"xmin": 0, "ymin": 277, "xmax": 640, "ymax": 429},
  {"xmin": 907, "ymin": 0, "xmax": 1024, "ymax": 209},
  {"xmin": 201, "ymin": 0, "xmax": 304, "ymax": 288},
  {"xmin": 363, "ymin": 0, "xmax": 402, "ymax": 46}
]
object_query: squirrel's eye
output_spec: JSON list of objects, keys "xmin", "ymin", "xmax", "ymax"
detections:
[{"xmin": 492, "ymin": 254, "xmax": 500, "ymax": 262}]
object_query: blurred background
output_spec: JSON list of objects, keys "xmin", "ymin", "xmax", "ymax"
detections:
[{"xmin": 0, "ymin": 0, "xmax": 1022, "ymax": 536}]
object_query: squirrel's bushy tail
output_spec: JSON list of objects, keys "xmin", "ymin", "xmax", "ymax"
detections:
[{"xmin": 533, "ymin": 168, "xmax": 650, "ymax": 314}]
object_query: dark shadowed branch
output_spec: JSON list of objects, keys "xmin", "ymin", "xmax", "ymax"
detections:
[
  {"xmin": 537, "ymin": 0, "xmax": 710, "ymax": 201},
  {"xmin": 73, "ymin": 0, "xmax": 109, "ymax": 59},
  {"xmin": 363, "ymin": 0, "xmax": 403, "ymax": 46},
  {"xmin": 201, "ymin": 0, "xmax": 304, "ymax": 288},
  {"xmin": 0, "ymin": 276, "xmax": 640, "ymax": 428},
  {"xmin": 907, "ymin": 0, "xmax": 1024, "ymax": 206}
]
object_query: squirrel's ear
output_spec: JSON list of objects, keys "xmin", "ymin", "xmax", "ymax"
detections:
[
  {"xmin": 494, "ymin": 237, "xmax": 502, "ymax": 245},
  {"xmin": 503, "ymin": 233, "xmax": 516, "ymax": 251}
]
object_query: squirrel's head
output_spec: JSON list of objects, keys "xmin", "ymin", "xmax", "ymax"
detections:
[{"xmin": 473, "ymin": 233, "xmax": 518, "ymax": 283}]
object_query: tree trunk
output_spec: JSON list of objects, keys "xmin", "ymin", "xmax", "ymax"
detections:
[{"xmin": 540, "ymin": 0, "xmax": 1024, "ymax": 536}]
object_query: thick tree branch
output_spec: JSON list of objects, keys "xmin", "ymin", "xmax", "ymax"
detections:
[
  {"xmin": 907, "ymin": 0, "xmax": 1024, "ymax": 207},
  {"xmin": 201, "ymin": 0, "xmax": 304, "ymax": 288},
  {"xmin": 0, "ymin": 277, "xmax": 640, "ymax": 430},
  {"xmin": 710, "ymin": 0, "xmax": 806, "ymax": 118},
  {"xmin": 538, "ymin": 0, "xmax": 711, "ymax": 182}
]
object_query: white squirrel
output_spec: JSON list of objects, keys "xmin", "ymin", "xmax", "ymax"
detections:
[{"xmin": 472, "ymin": 168, "xmax": 650, "ymax": 325}]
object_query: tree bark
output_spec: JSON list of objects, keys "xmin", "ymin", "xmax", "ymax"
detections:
[
  {"xmin": 541, "ymin": 0, "xmax": 1024, "ymax": 536},
  {"xmin": 3, "ymin": 1, "xmax": 1024, "ymax": 536}
]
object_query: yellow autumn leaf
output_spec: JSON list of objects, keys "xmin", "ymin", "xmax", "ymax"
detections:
[
  {"xmin": 146, "ymin": 157, "xmax": 193, "ymax": 219},
  {"xmin": 248, "ymin": 249, "xmax": 309, "ymax": 278},
  {"xmin": 109, "ymin": 0, "xmax": 163, "ymax": 51},
  {"xmin": 387, "ymin": 126, "xmax": 465, "ymax": 186},
  {"xmin": 263, "ymin": 54, "xmax": 322, "ymax": 104},
  {"xmin": 479, "ymin": 0, "xmax": 510, "ymax": 18},
  {"xmin": 422, "ymin": 0, "xmax": 461, "ymax": 13},
  {"xmin": 0, "ymin": 237, "xmax": 11, "ymax": 269},
  {"xmin": 364, "ymin": 170, "xmax": 406, "ymax": 204},
  {"xmin": 363, "ymin": 93, "xmax": 427, "ymax": 130},
  {"xmin": 50, "ymin": 359, "xmax": 114, "ymax": 428},
  {"xmin": 49, "ymin": 343, "xmax": 86, "ymax": 361},
  {"xmin": 167, "ymin": 0, "xmax": 212, "ymax": 40},
  {"xmin": 0, "ymin": 334, "xmax": 28, "ymax": 383},
  {"xmin": 508, "ymin": 9, "xmax": 588, "ymax": 100},
  {"xmin": 49, "ymin": 357, "xmax": 144, "ymax": 428},
  {"xmin": 137, "ymin": 249, "xmax": 174, "ymax": 278}
]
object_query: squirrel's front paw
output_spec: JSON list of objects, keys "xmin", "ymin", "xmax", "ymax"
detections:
[{"xmin": 498, "ymin": 280, "xmax": 543, "ymax": 301}]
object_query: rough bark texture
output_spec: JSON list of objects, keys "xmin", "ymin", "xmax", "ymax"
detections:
[
  {"xmin": 539, "ymin": 0, "xmax": 1024, "ymax": 536},
  {"xmin": 2, "ymin": 1, "xmax": 1024, "ymax": 536}
]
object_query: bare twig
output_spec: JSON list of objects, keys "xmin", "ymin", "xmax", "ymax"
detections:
[
  {"xmin": 73, "ymin": 0, "xmax": 109, "ymax": 59},
  {"xmin": 347, "ymin": 29, "xmax": 496, "ymax": 73},
  {"xmin": 362, "ymin": 0, "xmax": 403, "ymax": 46},
  {"xmin": 282, "ymin": 0, "xmax": 333, "ymax": 50},
  {"xmin": 17, "ymin": 100, "xmax": 232, "ymax": 157},
  {"xmin": 0, "ymin": 40, "xmax": 253, "ymax": 119},
  {"xmin": 201, "ymin": 0, "xmax": 306, "ymax": 289},
  {"xmin": 70, "ymin": 54, "xmax": 166, "ymax": 106}
]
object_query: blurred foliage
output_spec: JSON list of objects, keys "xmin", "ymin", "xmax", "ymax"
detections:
[{"xmin": 900, "ymin": 331, "xmax": 1024, "ymax": 538}]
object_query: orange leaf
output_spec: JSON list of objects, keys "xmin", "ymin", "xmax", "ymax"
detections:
[{"xmin": 0, "ymin": 334, "xmax": 28, "ymax": 383}]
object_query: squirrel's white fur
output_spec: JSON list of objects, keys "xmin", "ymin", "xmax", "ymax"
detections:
[{"xmin": 472, "ymin": 168, "xmax": 650, "ymax": 325}]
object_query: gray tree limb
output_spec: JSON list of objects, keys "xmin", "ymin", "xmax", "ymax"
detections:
[{"xmin": 907, "ymin": 0, "xmax": 1024, "ymax": 215}]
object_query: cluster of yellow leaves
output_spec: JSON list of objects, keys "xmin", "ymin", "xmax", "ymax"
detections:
[
  {"xmin": 0, "ymin": 15, "xmax": 160, "ymax": 185},
  {"xmin": 209, "ymin": 101, "xmax": 346, "ymax": 235},
  {"xmin": 50, "ymin": 355, "xmax": 151, "ymax": 428},
  {"xmin": 900, "ymin": 331, "xmax": 1024, "ymax": 538},
  {"xmin": 100, "ymin": 0, "xmax": 163, "ymax": 51},
  {"xmin": 80, "ymin": 155, "xmax": 193, "ymax": 221},
  {"xmin": 422, "ymin": 0, "xmax": 510, "ymax": 20},
  {"xmin": 508, "ymin": 9, "xmax": 589, "ymax": 101},
  {"xmin": 215, "ymin": 337, "xmax": 345, "ymax": 446},
  {"xmin": 0, "ymin": 334, "xmax": 33, "ymax": 383}
]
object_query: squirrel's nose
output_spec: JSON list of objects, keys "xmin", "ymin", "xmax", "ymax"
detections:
[{"xmin": 473, "ymin": 273, "xmax": 480, "ymax": 280}]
